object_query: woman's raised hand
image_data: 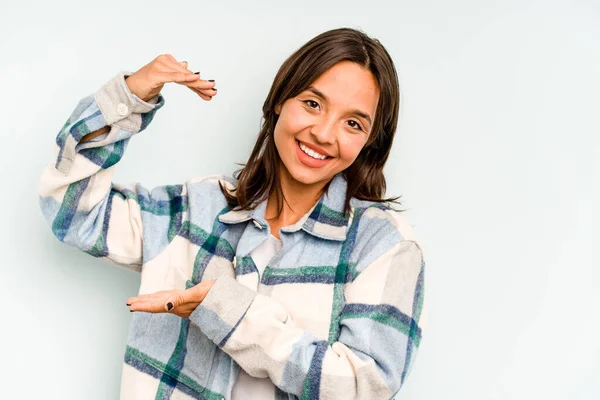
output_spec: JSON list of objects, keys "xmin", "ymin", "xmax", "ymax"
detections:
[{"xmin": 124, "ymin": 54, "xmax": 217, "ymax": 102}]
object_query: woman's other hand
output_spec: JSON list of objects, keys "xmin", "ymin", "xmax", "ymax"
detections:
[
  {"xmin": 126, "ymin": 280, "xmax": 216, "ymax": 319},
  {"xmin": 125, "ymin": 54, "xmax": 217, "ymax": 102}
]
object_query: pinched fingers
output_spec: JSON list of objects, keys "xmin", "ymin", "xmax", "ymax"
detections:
[
  {"xmin": 146, "ymin": 55, "xmax": 199, "ymax": 86},
  {"xmin": 180, "ymin": 75, "xmax": 218, "ymax": 100},
  {"xmin": 189, "ymin": 85, "xmax": 218, "ymax": 101},
  {"xmin": 163, "ymin": 58, "xmax": 218, "ymax": 100},
  {"xmin": 155, "ymin": 70, "xmax": 200, "ymax": 84}
]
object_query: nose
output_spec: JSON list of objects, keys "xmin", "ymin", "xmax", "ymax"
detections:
[{"xmin": 310, "ymin": 116, "xmax": 337, "ymax": 145}]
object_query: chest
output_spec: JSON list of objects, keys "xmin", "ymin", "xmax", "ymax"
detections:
[
  {"xmin": 169, "ymin": 220, "xmax": 351, "ymax": 342},
  {"xmin": 247, "ymin": 230, "xmax": 349, "ymax": 337},
  {"xmin": 167, "ymin": 221, "xmax": 351, "ymax": 340}
]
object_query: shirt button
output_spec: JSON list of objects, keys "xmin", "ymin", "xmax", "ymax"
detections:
[
  {"xmin": 253, "ymin": 220, "xmax": 263, "ymax": 229},
  {"xmin": 116, "ymin": 103, "xmax": 129, "ymax": 116}
]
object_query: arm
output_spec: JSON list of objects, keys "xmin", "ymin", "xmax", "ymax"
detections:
[
  {"xmin": 38, "ymin": 71, "xmax": 187, "ymax": 271},
  {"xmin": 189, "ymin": 236, "xmax": 426, "ymax": 399},
  {"xmin": 77, "ymin": 76, "xmax": 149, "ymax": 144}
]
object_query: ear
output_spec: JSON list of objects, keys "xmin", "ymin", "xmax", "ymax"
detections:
[{"xmin": 274, "ymin": 104, "xmax": 281, "ymax": 115}]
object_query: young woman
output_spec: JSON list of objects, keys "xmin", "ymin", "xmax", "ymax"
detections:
[{"xmin": 39, "ymin": 28, "xmax": 426, "ymax": 400}]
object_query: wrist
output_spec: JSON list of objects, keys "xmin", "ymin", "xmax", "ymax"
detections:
[{"xmin": 124, "ymin": 75, "xmax": 146, "ymax": 101}]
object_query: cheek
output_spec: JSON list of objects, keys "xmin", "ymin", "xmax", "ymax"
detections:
[
  {"xmin": 338, "ymin": 135, "xmax": 368, "ymax": 163},
  {"xmin": 279, "ymin": 105, "xmax": 311, "ymax": 135},
  {"xmin": 273, "ymin": 109, "xmax": 305, "ymax": 153}
]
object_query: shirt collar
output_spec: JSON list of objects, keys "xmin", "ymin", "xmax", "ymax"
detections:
[{"xmin": 218, "ymin": 173, "xmax": 352, "ymax": 241}]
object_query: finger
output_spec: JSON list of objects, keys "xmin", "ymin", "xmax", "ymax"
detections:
[
  {"xmin": 177, "ymin": 79, "xmax": 216, "ymax": 91},
  {"xmin": 187, "ymin": 86, "xmax": 213, "ymax": 101},
  {"xmin": 194, "ymin": 87, "xmax": 216, "ymax": 99},
  {"xmin": 130, "ymin": 300, "xmax": 164, "ymax": 313},
  {"xmin": 177, "ymin": 61, "xmax": 193, "ymax": 74},
  {"xmin": 162, "ymin": 290, "xmax": 189, "ymax": 312},
  {"xmin": 183, "ymin": 82, "xmax": 218, "ymax": 100},
  {"xmin": 154, "ymin": 57, "xmax": 199, "ymax": 84},
  {"xmin": 160, "ymin": 59, "xmax": 215, "ymax": 92},
  {"xmin": 162, "ymin": 57, "xmax": 200, "ymax": 79},
  {"xmin": 155, "ymin": 55, "xmax": 198, "ymax": 79},
  {"xmin": 162, "ymin": 56, "xmax": 191, "ymax": 72},
  {"xmin": 162, "ymin": 54, "xmax": 181, "ymax": 64},
  {"xmin": 199, "ymin": 88, "xmax": 218, "ymax": 96},
  {"xmin": 166, "ymin": 285, "xmax": 207, "ymax": 311},
  {"xmin": 127, "ymin": 289, "xmax": 178, "ymax": 306},
  {"xmin": 197, "ymin": 88, "xmax": 217, "ymax": 99},
  {"xmin": 158, "ymin": 71, "xmax": 201, "ymax": 84},
  {"xmin": 127, "ymin": 291, "xmax": 165, "ymax": 303},
  {"xmin": 127, "ymin": 295, "xmax": 144, "ymax": 304}
]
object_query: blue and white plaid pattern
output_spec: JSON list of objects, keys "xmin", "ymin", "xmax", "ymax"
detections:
[{"xmin": 38, "ymin": 71, "xmax": 427, "ymax": 400}]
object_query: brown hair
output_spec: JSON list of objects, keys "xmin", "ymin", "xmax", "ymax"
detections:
[{"xmin": 220, "ymin": 27, "xmax": 403, "ymax": 217}]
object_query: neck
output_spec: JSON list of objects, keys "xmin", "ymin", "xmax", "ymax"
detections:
[{"xmin": 265, "ymin": 165, "xmax": 329, "ymax": 228}]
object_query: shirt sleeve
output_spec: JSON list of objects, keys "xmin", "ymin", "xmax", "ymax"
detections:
[
  {"xmin": 38, "ymin": 71, "xmax": 187, "ymax": 272},
  {"xmin": 189, "ymin": 238, "xmax": 426, "ymax": 399}
]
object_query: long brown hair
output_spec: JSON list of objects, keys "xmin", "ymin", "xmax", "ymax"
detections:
[{"xmin": 220, "ymin": 27, "xmax": 403, "ymax": 217}]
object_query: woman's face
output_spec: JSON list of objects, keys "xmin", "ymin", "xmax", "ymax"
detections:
[{"xmin": 273, "ymin": 61, "xmax": 380, "ymax": 189}]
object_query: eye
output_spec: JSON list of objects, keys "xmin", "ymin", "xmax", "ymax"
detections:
[
  {"xmin": 348, "ymin": 120, "xmax": 363, "ymax": 131},
  {"xmin": 304, "ymin": 100, "xmax": 320, "ymax": 110}
]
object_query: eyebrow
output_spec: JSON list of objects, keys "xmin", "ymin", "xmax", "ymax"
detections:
[{"xmin": 306, "ymin": 86, "xmax": 373, "ymax": 127}]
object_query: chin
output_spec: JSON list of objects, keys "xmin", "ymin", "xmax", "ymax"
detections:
[
  {"xmin": 289, "ymin": 165, "xmax": 339, "ymax": 188},
  {"xmin": 291, "ymin": 172, "xmax": 324, "ymax": 186}
]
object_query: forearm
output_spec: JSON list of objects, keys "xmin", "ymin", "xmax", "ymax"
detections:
[{"xmin": 38, "ymin": 71, "xmax": 166, "ymax": 268}]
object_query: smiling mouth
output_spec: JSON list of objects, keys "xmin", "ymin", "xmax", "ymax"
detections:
[{"xmin": 296, "ymin": 140, "xmax": 333, "ymax": 160}]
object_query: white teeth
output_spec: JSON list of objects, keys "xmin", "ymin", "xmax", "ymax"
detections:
[{"xmin": 298, "ymin": 142, "xmax": 328, "ymax": 160}]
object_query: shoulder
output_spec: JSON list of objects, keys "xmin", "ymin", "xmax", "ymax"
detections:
[
  {"xmin": 184, "ymin": 174, "xmax": 237, "ymax": 196},
  {"xmin": 182, "ymin": 174, "xmax": 238, "ymax": 210},
  {"xmin": 185, "ymin": 174, "xmax": 237, "ymax": 189},
  {"xmin": 176, "ymin": 174, "xmax": 240, "ymax": 232},
  {"xmin": 350, "ymin": 198, "xmax": 425, "ymax": 260}
]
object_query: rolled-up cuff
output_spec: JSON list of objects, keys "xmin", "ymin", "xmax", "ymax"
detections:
[
  {"xmin": 189, "ymin": 275, "xmax": 256, "ymax": 347},
  {"xmin": 94, "ymin": 71, "xmax": 162, "ymax": 127}
]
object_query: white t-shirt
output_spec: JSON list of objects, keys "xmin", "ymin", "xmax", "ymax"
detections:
[{"xmin": 231, "ymin": 233, "xmax": 282, "ymax": 399}]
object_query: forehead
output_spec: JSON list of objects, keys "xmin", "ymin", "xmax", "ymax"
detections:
[{"xmin": 307, "ymin": 61, "xmax": 379, "ymax": 116}]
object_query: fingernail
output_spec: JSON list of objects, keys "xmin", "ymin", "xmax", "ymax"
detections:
[
  {"xmin": 194, "ymin": 72, "xmax": 200, "ymax": 74},
  {"xmin": 167, "ymin": 302, "xmax": 174, "ymax": 311},
  {"xmin": 130, "ymin": 310, "xmax": 134, "ymax": 312},
  {"xmin": 208, "ymin": 79, "xmax": 215, "ymax": 82},
  {"xmin": 213, "ymin": 88, "xmax": 217, "ymax": 91},
  {"xmin": 126, "ymin": 303, "xmax": 131, "ymax": 306},
  {"xmin": 181, "ymin": 61, "xmax": 188, "ymax": 63}
]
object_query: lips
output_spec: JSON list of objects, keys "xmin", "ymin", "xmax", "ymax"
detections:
[
  {"xmin": 296, "ymin": 140, "xmax": 332, "ymax": 158},
  {"xmin": 295, "ymin": 140, "xmax": 333, "ymax": 168}
]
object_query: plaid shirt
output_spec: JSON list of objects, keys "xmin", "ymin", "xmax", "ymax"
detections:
[{"xmin": 38, "ymin": 71, "xmax": 427, "ymax": 400}]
